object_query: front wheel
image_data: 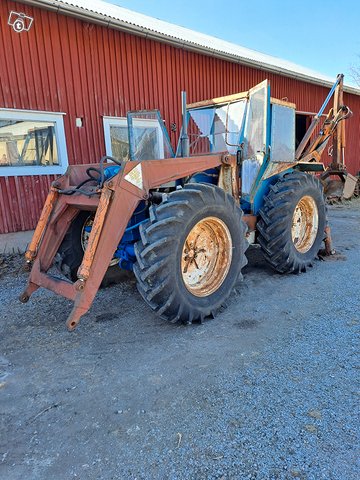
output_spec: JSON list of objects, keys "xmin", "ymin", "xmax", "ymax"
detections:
[
  {"xmin": 55, "ymin": 211, "xmax": 126, "ymax": 287},
  {"xmin": 257, "ymin": 172, "xmax": 327, "ymax": 273},
  {"xmin": 134, "ymin": 184, "xmax": 248, "ymax": 324}
]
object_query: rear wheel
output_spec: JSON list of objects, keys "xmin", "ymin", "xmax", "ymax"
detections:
[
  {"xmin": 257, "ymin": 172, "xmax": 326, "ymax": 273},
  {"xmin": 134, "ymin": 184, "xmax": 248, "ymax": 323}
]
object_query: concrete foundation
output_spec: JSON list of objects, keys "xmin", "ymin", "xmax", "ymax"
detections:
[{"xmin": 0, "ymin": 230, "xmax": 34, "ymax": 255}]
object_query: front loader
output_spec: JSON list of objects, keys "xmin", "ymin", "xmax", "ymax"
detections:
[{"xmin": 21, "ymin": 75, "xmax": 352, "ymax": 330}]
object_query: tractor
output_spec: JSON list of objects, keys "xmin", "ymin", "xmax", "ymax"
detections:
[{"xmin": 20, "ymin": 74, "xmax": 351, "ymax": 330}]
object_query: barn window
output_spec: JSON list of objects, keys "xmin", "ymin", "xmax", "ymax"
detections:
[
  {"xmin": 0, "ymin": 109, "xmax": 68, "ymax": 176},
  {"xmin": 103, "ymin": 117, "xmax": 130, "ymax": 161}
]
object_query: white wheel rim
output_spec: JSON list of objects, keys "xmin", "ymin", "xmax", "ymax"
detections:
[
  {"xmin": 291, "ymin": 195, "xmax": 319, "ymax": 253},
  {"xmin": 181, "ymin": 216, "xmax": 232, "ymax": 297}
]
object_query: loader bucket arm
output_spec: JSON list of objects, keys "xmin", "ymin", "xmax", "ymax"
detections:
[
  {"xmin": 296, "ymin": 74, "xmax": 352, "ymax": 165},
  {"xmin": 21, "ymin": 154, "xmax": 230, "ymax": 330}
]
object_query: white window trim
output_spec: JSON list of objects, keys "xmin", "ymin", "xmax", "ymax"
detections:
[
  {"xmin": 103, "ymin": 116, "xmax": 127, "ymax": 157},
  {"xmin": 103, "ymin": 116, "xmax": 165, "ymax": 159},
  {"xmin": 0, "ymin": 109, "xmax": 68, "ymax": 177}
]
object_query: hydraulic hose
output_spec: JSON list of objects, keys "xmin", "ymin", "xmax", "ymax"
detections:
[{"xmin": 58, "ymin": 155, "xmax": 124, "ymax": 196}]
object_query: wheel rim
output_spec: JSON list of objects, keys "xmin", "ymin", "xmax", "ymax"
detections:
[
  {"xmin": 291, "ymin": 195, "xmax": 319, "ymax": 253},
  {"xmin": 181, "ymin": 216, "xmax": 232, "ymax": 297},
  {"xmin": 81, "ymin": 215, "xmax": 118, "ymax": 267}
]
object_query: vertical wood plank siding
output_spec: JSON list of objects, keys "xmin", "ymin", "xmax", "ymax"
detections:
[{"xmin": 0, "ymin": 0, "xmax": 359, "ymax": 232}]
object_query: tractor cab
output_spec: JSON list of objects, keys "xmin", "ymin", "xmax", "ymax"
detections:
[
  {"xmin": 186, "ymin": 80, "xmax": 299, "ymax": 212},
  {"xmin": 116, "ymin": 81, "xmax": 302, "ymax": 212}
]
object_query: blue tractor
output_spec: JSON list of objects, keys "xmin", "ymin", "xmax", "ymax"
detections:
[{"xmin": 23, "ymin": 75, "xmax": 351, "ymax": 329}]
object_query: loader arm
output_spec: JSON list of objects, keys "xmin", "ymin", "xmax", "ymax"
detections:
[
  {"xmin": 297, "ymin": 104, "xmax": 351, "ymax": 163},
  {"xmin": 21, "ymin": 154, "xmax": 233, "ymax": 330},
  {"xmin": 296, "ymin": 73, "xmax": 352, "ymax": 167}
]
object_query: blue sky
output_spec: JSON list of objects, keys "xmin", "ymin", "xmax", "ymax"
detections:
[{"xmin": 110, "ymin": 0, "xmax": 360, "ymax": 86}]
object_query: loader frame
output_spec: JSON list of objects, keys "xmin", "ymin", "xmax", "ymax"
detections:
[{"xmin": 21, "ymin": 154, "xmax": 241, "ymax": 330}]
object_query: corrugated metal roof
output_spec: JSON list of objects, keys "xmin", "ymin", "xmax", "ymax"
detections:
[{"xmin": 19, "ymin": 0, "xmax": 360, "ymax": 95}]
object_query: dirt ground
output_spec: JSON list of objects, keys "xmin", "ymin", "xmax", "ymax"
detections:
[{"xmin": 1, "ymin": 201, "xmax": 359, "ymax": 480}]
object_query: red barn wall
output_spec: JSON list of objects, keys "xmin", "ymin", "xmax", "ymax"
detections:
[{"xmin": 0, "ymin": 0, "xmax": 359, "ymax": 233}]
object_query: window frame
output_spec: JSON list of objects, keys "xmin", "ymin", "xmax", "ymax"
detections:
[
  {"xmin": 103, "ymin": 115, "xmax": 165, "ymax": 160},
  {"xmin": 0, "ymin": 109, "xmax": 68, "ymax": 177},
  {"xmin": 103, "ymin": 116, "xmax": 128, "ymax": 158}
]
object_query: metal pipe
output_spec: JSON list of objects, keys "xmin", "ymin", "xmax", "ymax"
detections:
[
  {"xmin": 296, "ymin": 111, "xmax": 327, "ymax": 117},
  {"xmin": 180, "ymin": 91, "xmax": 190, "ymax": 157},
  {"xmin": 318, "ymin": 74, "xmax": 343, "ymax": 117}
]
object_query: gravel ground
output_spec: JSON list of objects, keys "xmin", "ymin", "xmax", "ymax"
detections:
[{"xmin": 1, "ymin": 201, "xmax": 359, "ymax": 480}]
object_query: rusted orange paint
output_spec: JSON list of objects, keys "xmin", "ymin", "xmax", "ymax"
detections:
[
  {"xmin": 76, "ymin": 186, "xmax": 112, "ymax": 281},
  {"xmin": 25, "ymin": 188, "xmax": 58, "ymax": 262}
]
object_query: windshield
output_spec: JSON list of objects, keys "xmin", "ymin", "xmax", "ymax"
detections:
[
  {"xmin": 127, "ymin": 110, "xmax": 174, "ymax": 161},
  {"xmin": 187, "ymin": 100, "xmax": 247, "ymax": 155}
]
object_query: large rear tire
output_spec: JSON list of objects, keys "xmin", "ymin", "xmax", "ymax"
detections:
[
  {"xmin": 257, "ymin": 172, "xmax": 326, "ymax": 273},
  {"xmin": 134, "ymin": 184, "xmax": 248, "ymax": 324}
]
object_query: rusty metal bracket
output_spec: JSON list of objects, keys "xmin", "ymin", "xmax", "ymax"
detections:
[
  {"xmin": 218, "ymin": 154, "xmax": 240, "ymax": 203},
  {"xmin": 323, "ymin": 225, "xmax": 336, "ymax": 256},
  {"xmin": 25, "ymin": 187, "xmax": 59, "ymax": 263},
  {"xmin": 77, "ymin": 187, "xmax": 113, "ymax": 281}
]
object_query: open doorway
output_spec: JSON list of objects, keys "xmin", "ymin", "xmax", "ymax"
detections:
[{"xmin": 295, "ymin": 113, "xmax": 311, "ymax": 149}]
